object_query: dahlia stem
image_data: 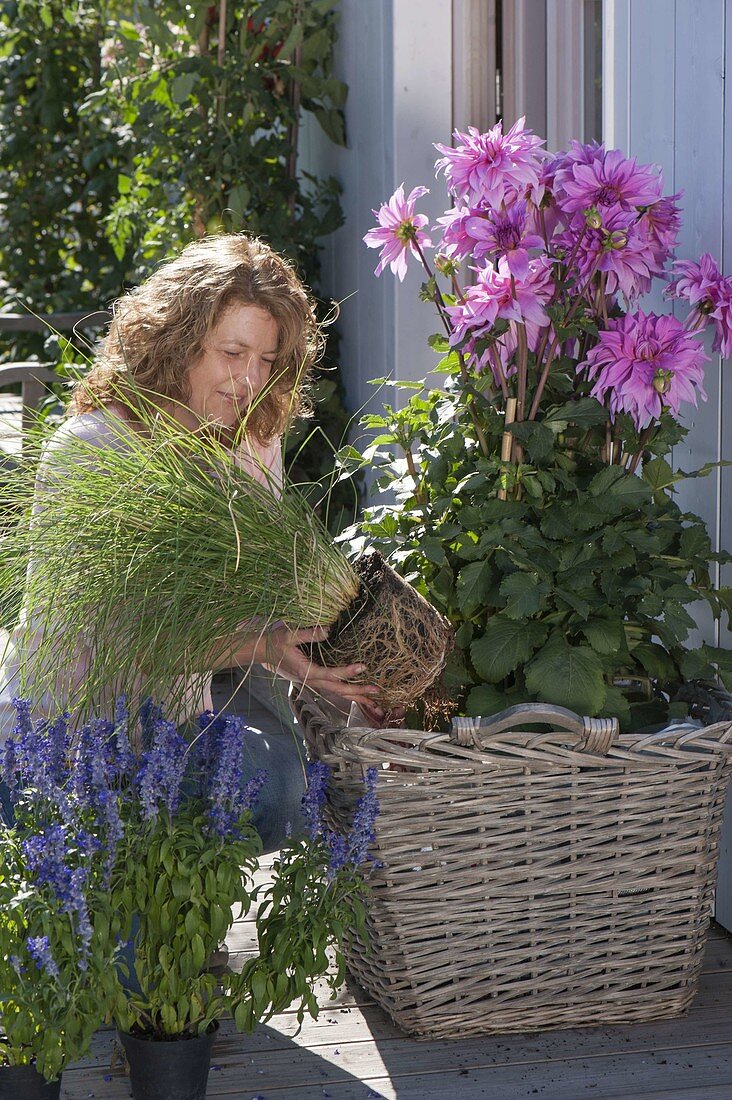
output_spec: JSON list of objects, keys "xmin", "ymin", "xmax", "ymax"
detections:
[
  {"xmin": 539, "ymin": 206, "xmax": 549, "ymax": 249},
  {"xmin": 413, "ymin": 240, "xmax": 452, "ymax": 337},
  {"xmin": 597, "ymin": 271, "xmax": 609, "ymax": 325},
  {"xmin": 528, "ymin": 256, "xmax": 601, "ymax": 421},
  {"xmin": 628, "ymin": 425, "xmax": 655, "ymax": 475},
  {"xmin": 556, "ymin": 225, "xmax": 588, "ymax": 291},
  {"xmin": 451, "ymin": 273, "xmax": 467, "ymax": 303},
  {"xmin": 516, "ymin": 322, "xmax": 528, "ymax": 420},
  {"xmin": 413, "ymin": 240, "xmax": 489, "ymax": 458},
  {"xmin": 490, "ymin": 344, "xmax": 509, "ymax": 399},
  {"xmin": 404, "ymin": 447, "xmax": 427, "ymax": 504},
  {"xmin": 514, "ymin": 322, "xmax": 528, "ymax": 464}
]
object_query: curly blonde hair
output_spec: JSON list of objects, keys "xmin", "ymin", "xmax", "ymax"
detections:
[{"xmin": 71, "ymin": 234, "xmax": 323, "ymax": 441}]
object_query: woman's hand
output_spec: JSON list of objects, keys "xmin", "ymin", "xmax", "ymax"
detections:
[
  {"xmin": 222, "ymin": 623, "xmax": 388, "ymax": 723},
  {"xmin": 261, "ymin": 625, "xmax": 385, "ymax": 718}
]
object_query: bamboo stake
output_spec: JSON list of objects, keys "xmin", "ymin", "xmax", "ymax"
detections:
[{"xmin": 498, "ymin": 397, "xmax": 518, "ymax": 501}]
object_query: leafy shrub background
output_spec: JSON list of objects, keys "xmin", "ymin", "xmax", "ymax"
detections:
[{"xmin": 0, "ymin": 0, "xmax": 354, "ymax": 521}]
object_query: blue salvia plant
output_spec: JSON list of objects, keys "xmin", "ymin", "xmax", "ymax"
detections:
[
  {"xmin": 108, "ymin": 702, "xmax": 381, "ymax": 1038},
  {"xmin": 228, "ymin": 760, "xmax": 381, "ymax": 1031},
  {"xmin": 1, "ymin": 695, "xmax": 381, "ymax": 1049},
  {"xmin": 0, "ymin": 701, "xmax": 129, "ymax": 1081}
]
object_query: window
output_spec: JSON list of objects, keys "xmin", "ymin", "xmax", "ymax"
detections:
[{"xmin": 453, "ymin": 0, "xmax": 603, "ymax": 146}]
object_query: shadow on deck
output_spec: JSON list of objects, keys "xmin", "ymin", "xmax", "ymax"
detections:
[{"xmin": 62, "ymin": 895, "xmax": 732, "ymax": 1100}]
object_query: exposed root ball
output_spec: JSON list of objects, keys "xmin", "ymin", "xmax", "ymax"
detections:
[{"xmin": 312, "ymin": 551, "xmax": 453, "ymax": 710}]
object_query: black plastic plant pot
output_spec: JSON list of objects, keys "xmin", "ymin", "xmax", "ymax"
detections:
[
  {"xmin": 0, "ymin": 1064, "xmax": 61, "ymax": 1099},
  {"xmin": 118, "ymin": 1023, "xmax": 219, "ymax": 1100}
]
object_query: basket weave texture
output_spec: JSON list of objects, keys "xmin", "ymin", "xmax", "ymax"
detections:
[{"xmin": 296, "ymin": 693, "xmax": 732, "ymax": 1039}]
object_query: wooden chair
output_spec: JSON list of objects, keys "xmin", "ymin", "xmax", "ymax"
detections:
[{"xmin": 0, "ymin": 310, "xmax": 111, "ymax": 447}]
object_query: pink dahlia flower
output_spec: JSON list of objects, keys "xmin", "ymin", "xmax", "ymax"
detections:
[
  {"xmin": 711, "ymin": 281, "xmax": 732, "ymax": 358},
  {"xmin": 434, "ymin": 117, "xmax": 544, "ymax": 208},
  {"xmin": 465, "ymin": 201, "xmax": 545, "ymax": 279},
  {"xmin": 363, "ymin": 184, "xmax": 433, "ymax": 281},
  {"xmin": 445, "ymin": 256, "xmax": 554, "ymax": 378},
  {"xmin": 558, "ymin": 203, "xmax": 662, "ymax": 301},
  {"xmin": 556, "ymin": 144, "xmax": 663, "ymax": 215},
  {"xmin": 639, "ymin": 191, "xmax": 682, "ymax": 267},
  {"xmin": 666, "ymin": 253, "xmax": 732, "ymax": 356},
  {"xmin": 579, "ymin": 311, "xmax": 708, "ymax": 429},
  {"xmin": 435, "ymin": 204, "xmax": 483, "ymax": 259},
  {"xmin": 545, "ymin": 140, "xmax": 603, "ymax": 210},
  {"xmin": 666, "ymin": 253, "xmax": 724, "ymax": 309}
]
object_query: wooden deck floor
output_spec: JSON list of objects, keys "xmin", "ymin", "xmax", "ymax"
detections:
[{"xmin": 61, "ymin": 856, "xmax": 732, "ymax": 1100}]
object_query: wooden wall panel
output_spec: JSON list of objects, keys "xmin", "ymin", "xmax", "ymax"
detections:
[
  {"xmin": 452, "ymin": 0, "xmax": 497, "ymax": 133},
  {"xmin": 603, "ymin": 0, "xmax": 630, "ymax": 149},
  {"xmin": 298, "ymin": 0, "xmax": 394, "ymax": 420},
  {"xmin": 720, "ymin": 0, "xmax": 732, "ymax": 657},
  {"xmin": 715, "ymin": 0, "xmax": 732, "ymax": 931},
  {"xmin": 546, "ymin": 0, "xmax": 584, "ymax": 149},
  {"xmin": 671, "ymin": 0, "xmax": 725, "ymax": 649},
  {"xmin": 304, "ymin": 0, "xmax": 453, "ymax": 416},
  {"xmin": 627, "ymin": 0, "xmax": 676, "ymax": 317},
  {"xmin": 392, "ymin": 0, "xmax": 454, "ymax": 393}
]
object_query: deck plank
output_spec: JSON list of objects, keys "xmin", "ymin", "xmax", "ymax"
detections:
[{"xmin": 63, "ymin": 1037, "xmax": 732, "ymax": 1100}]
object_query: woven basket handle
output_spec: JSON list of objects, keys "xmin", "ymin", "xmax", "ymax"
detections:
[
  {"xmin": 451, "ymin": 702, "xmax": 619, "ymax": 754},
  {"xmin": 292, "ymin": 689, "xmax": 343, "ymax": 757}
]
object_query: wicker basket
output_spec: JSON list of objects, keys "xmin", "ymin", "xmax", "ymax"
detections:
[{"xmin": 296, "ymin": 693, "xmax": 732, "ymax": 1039}]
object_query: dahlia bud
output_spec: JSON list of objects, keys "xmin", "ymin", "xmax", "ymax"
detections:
[
  {"xmin": 584, "ymin": 206, "xmax": 602, "ymax": 230},
  {"xmin": 435, "ymin": 253, "xmax": 459, "ymax": 276},
  {"xmin": 609, "ymin": 230, "xmax": 628, "ymax": 250},
  {"xmin": 652, "ymin": 369, "xmax": 673, "ymax": 395}
]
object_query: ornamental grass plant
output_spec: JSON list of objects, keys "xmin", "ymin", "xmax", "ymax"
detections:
[
  {"xmin": 0, "ymin": 383, "xmax": 450, "ymax": 716},
  {"xmin": 0, "ymin": 395, "xmax": 360, "ymax": 723},
  {"xmin": 345, "ymin": 118, "xmax": 732, "ymax": 729}
]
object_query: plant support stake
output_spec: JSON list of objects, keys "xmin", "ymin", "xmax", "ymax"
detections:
[{"xmin": 498, "ymin": 397, "xmax": 517, "ymax": 501}]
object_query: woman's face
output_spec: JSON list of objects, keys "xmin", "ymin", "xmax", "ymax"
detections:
[{"xmin": 176, "ymin": 302, "xmax": 280, "ymax": 430}]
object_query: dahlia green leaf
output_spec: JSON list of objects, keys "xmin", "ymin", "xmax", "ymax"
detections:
[
  {"xmin": 509, "ymin": 421, "xmax": 555, "ymax": 462},
  {"xmin": 678, "ymin": 647, "xmax": 715, "ymax": 682},
  {"xmin": 680, "ymin": 525, "xmax": 712, "ymax": 560},
  {"xmin": 498, "ymin": 572, "xmax": 549, "ymax": 620},
  {"xmin": 580, "ymin": 618, "xmax": 625, "ymax": 655},
  {"xmin": 525, "ymin": 640, "xmax": 606, "ymax": 715},
  {"xmin": 642, "ymin": 457, "xmax": 675, "ymax": 492},
  {"xmin": 471, "ymin": 617, "xmax": 547, "ymax": 683},
  {"xmin": 598, "ymin": 684, "xmax": 632, "ymax": 727},
  {"xmin": 456, "ymin": 561, "xmax": 493, "ymax": 615},
  {"xmin": 464, "ymin": 683, "xmax": 521, "ymax": 717},
  {"xmin": 545, "ymin": 397, "xmax": 608, "ymax": 430}
]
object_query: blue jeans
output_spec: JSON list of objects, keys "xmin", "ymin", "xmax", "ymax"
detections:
[{"xmin": 208, "ymin": 664, "xmax": 307, "ymax": 851}]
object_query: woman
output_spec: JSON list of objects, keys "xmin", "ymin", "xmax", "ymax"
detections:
[{"xmin": 0, "ymin": 234, "xmax": 382, "ymax": 847}]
